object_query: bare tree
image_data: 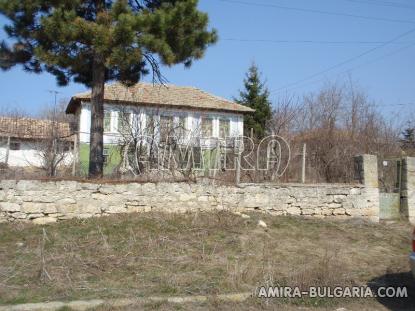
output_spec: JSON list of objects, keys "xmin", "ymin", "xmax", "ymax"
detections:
[
  {"xmin": 269, "ymin": 81, "xmax": 402, "ymax": 183},
  {"xmin": 29, "ymin": 101, "xmax": 75, "ymax": 177},
  {"xmin": 116, "ymin": 106, "xmax": 205, "ymax": 181}
]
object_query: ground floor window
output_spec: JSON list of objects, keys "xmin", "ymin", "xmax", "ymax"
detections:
[
  {"xmin": 10, "ymin": 141, "xmax": 20, "ymax": 150},
  {"xmin": 104, "ymin": 111, "xmax": 111, "ymax": 132}
]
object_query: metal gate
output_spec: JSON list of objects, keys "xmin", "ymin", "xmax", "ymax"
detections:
[{"xmin": 378, "ymin": 158, "xmax": 402, "ymax": 221}]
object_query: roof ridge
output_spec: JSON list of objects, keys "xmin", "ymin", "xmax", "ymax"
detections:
[{"xmin": 69, "ymin": 82, "xmax": 254, "ymax": 114}]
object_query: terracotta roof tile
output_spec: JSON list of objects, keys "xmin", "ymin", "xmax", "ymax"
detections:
[
  {"xmin": 67, "ymin": 82, "xmax": 254, "ymax": 114},
  {"xmin": 0, "ymin": 117, "xmax": 73, "ymax": 140}
]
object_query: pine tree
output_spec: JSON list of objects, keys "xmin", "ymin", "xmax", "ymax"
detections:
[
  {"xmin": 401, "ymin": 128, "xmax": 415, "ymax": 151},
  {"xmin": 235, "ymin": 63, "xmax": 272, "ymax": 139},
  {"xmin": 0, "ymin": 0, "xmax": 217, "ymax": 178}
]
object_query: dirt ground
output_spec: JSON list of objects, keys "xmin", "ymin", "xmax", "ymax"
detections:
[{"xmin": 0, "ymin": 212, "xmax": 413, "ymax": 310}]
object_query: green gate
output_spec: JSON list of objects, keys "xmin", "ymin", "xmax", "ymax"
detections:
[{"xmin": 378, "ymin": 158, "xmax": 402, "ymax": 221}]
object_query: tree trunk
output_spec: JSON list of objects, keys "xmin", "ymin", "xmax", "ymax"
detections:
[{"xmin": 88, "ymin": 57, "xmax": 106, "ymax": 178}]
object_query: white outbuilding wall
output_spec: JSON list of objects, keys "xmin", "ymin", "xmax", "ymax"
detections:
[{"xmin": 0, "ymin": 140, "xmax": 73, "ymax": 168}]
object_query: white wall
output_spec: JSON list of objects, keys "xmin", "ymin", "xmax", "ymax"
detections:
[
  {"xmin": 0, "ymin": 140, "xmax": 73, "ymax": 167},
  {"xmin": 78, "ymin": 102, "xmax": 245, "ymax": 145}
]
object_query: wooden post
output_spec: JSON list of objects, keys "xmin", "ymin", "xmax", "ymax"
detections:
[
  {"xmin": 250, "ymin": 128, "xmax": 254, "ymax": 140},
  {"xmin": 72, "ymin": 134, "xmax": 78, "ymax": 176},
  {"xmin": 235, "ymin": 136, "xmax": 241, "ymax": 185},
  {"xmin": 301, "ymin": 143, "xmax": 306, "ymax": 183},
  {"xmin": 5, "ymin": 136, "xmax": 10, "ymax": 165},
  {"xmin": 212, "ymin": 139, "xmax": 220, "ymax": 184}
]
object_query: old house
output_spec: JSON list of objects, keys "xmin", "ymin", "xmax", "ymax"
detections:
[
  {"xmin": 66, "ymin": 82, "xmax": 254, "ymax": 174},
  {"xmin": 0, "ymin": 117, "xmax": 74, "ymax": 170}
]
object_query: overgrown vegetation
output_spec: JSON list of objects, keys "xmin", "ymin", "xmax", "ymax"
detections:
[
  {"xmin": 0, "ymin": 212, "xmax": 412, "ymax": 309},
  {"xmin": 272, "ymin": 81, "xmax": 403, "ymax": 183}
]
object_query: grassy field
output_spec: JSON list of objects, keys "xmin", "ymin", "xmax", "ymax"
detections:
[{"xmin": 0, "ymin": 212, "xmax": 413, "ymax": 310}]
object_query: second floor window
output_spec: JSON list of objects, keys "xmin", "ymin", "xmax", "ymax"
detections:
[
  {"xmin": 201, "ymin": 117, "xmax": 213, "ymax": 137},
  {"xmin": 104, "ymin": 111, "xmax": 111, "ymax": 132},
  {"xmin": 160, "ymin": 115, "xmax": 174, "ymax": 143},
  {"xmin": 176, "ymin": 115, "xmax": 187, "ymax": 139},
  {"xmin": 219, "ymin": 118, "xmax": 230, "ymax": 139},
  {"xmin": 146, "ymin": 115, "xmax": 155, "ymax": 137}
]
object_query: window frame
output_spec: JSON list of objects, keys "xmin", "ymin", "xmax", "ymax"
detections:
[
  {"xmin": 160, "ymin": 115, "xmax": 174, "ymax": 143},
  {"xmin": 117, "ymin": 111, "xmax": 131, "ymax": 135},
  {"xmin": 219, "ymin": 118, "xmax": 231, "ymax": 139},
  {"xmin": 103, "ymin": 147, "xmax": 109, "ymax": 164},
  {"xmin": 9, "ymin": 141, "xmax": 20, "ymax": 151},
  {"xmin": 201, "ymin": 117, "xmax": 213, "ymax": 138},
  {"xmin": 104, "ymin": 111, "xmax": 112, "ymax": 133},
  {"xmin": 176, "ymin": 115, "xmax": 187, "ymax": 139},
  {"xmin": 146, "ymin": 114, "xmax": 156, "ymax": 137}
]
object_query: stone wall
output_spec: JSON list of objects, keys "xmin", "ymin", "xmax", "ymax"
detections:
[{"xmin": 0, "ymin": 179, "xmax": 379, "ymax": 224}]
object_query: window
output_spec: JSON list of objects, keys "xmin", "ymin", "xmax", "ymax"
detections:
[
  {"xmin": 103, "ymin": 147, "xmax": 109, "ymax": 164},
  {"xmin": 201, "ymin": 117, "xmax": 213, "ymax": 137},
  {"xmin": 219, "ymin": 118, "xmax": 230, "ymax": 139},
  {"xmin": 118, "ymin": 112, "xmax": 131, "ymax": 134},
  {"xmin": 176, "ymin": 115, "xmax": 187, "ymax": 138},
  {"xmin": 146, "ymin": 115, "xmax": 155, "ymax": 137},
  {"xmin": 63, "ymin": 142, "xmax": 73, "ymax": 152},
  {"xmin": 104, "ymin": 111, "xmax": 111, "ymax": 132},
  {"xmin": 10, "ymin": 142, "xmax": 20, "ymax": 150},
  {"xmin": 160, "ymin": 115, "xmax": 174, "ymax": 143}
]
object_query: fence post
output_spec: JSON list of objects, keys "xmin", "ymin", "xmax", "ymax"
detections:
[
  {"xmin": 235, "ymin": 136, "xmax": 241, "ymax": 185},
  {"xmin": 72, "ymin": 134, "xmax": 78, "ymax": 176},
  {"xmin": 354, "ymin": 154, "xmax": 379, "ymax": 222},
  {"xmin": 5, "ymin": 136, "xmax": 10, "ymax": 165},
  {"xmin": 354, "ymin": 154, "xmax": 379, "ymax": 188},
  {"xmin": 301, "ymin": 143, "xmax": 306, "ymax": 183},
  {"xmin": 401, "ymin": 157, "xmax": 415, "ymax": 224}
]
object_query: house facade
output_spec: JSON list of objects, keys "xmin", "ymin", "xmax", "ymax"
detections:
[
  {"xmin": 0, "ymin": 117, "xmax": 74, "ymax": 168},
  {"xmin": 66, "ymin": 82, "xmax": 254, "ymax": 175}
]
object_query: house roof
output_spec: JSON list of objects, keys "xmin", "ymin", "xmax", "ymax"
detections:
[
  {"xmin": 0, "ymin": 117, "xmax": 74, "ymax": 141},
  {"xmin": 66, "ymin": 82, "xmax": 254, "ymax": 114}
]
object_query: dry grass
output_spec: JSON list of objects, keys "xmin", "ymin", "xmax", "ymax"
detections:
[{"xmin": 0, "ymin": 212, "xmax": 412, "ymax": 309}]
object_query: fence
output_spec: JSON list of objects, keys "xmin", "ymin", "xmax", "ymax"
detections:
[{"xmin": 0, "ymin": 131, "xmax": 403, "ymax": 186}]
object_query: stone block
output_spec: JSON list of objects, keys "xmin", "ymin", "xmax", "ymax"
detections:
[
  {"xmin": 104, "ymin": 205, "xmax": 127, "ymax": 214},
  {"xmin": 79, "ymin": 183, "xmax": 99, "ymax": 191},
  {"xmin": 99, "ymin": 186, "xmax": 115, "ymax": 195},
  {"xmin": 33, "ymin": 217, "xmax": 57, "ymax": 225},
  {"xmin": 0, "ymin": 202, "xmax": 21, "ymax": 212},
  {"xmin": 28, "ymin": 213, "xmax": 45, "ymax": 219},
  {"xmin": 32, "ymin": 196, "xmax": 57, "ymax": 203},
  {"xmin": 16, "ymin": 180, "xmax": 42, "ymax": 191},
  {"xmin": 286, "ymin": 206, "xmax": 301, "ymax": 215},
  {"xmin": 83, "ymin": 203, "xmax": 102, "ymax": 215},
  {"xmin": 56, "ymin": 198, "xmax": 77, "ymax": 205},
  {"xmin": 22, "ymin": 202, "xmax": 56, "ymax": 214},
  {"xmin": 11, "ymin": 212, "xmax": 27, "ymax": 219},
  {"xmin": 0, "ymin": 180, "xmax": 16, "ymax": 190},
  {"xmin": 142, "ymin": 183, "xmax": 156, "ymax": 192}
]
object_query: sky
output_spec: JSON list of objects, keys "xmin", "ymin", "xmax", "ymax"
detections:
[{"xmin": 0, "ymin": 0, "xmax": 414, "ymax": 121}]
